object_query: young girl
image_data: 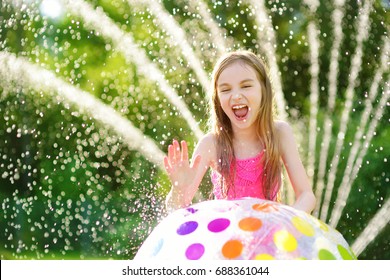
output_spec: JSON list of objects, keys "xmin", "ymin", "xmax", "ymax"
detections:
[{"xmin": 164, "ymin": 50, "xmax": 316, "ymax": 213}]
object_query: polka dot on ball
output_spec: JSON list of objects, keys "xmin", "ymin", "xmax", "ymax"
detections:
[
  {"xmin": 186, "ymin": 207, "xmax": 198, "ymax": 214},
  {"xmin": 292, "ymin": 216, "xmax": 315, "ymax": 236},
  {"xmin": 254, "ymin": 253, "xmax": 275, "ymax": 260},
  {"xmin": 222, "ymin": 240, "xmax": 243, "ymax": 259},
  {"xmin": 273, "ymin": 230, "xmax": 298, "ymax": 252},
  {"xmin": 151, "ymin": 238, "xmax": 164, "ymax": 256},
  {"xmin": 337, "ymin": 244, "xmax": 355, "ymax": 260},
  {"xmin": 316, "ymin": 219, "xmax": 329, "ymax": 232},
  {"xmin": 238, "ymin": 217, "xmax": 262, "ymax": 232},
  {"xmin": 318, "ymin": 249, "xmax": 336, "ymax": 260},
  {"xmin": 208, "ymin": 218, "xmax": 230, "ymax": 233},
  {"xmin": 252, "ymin": 203, "xmax": 277, "ymax": 212},
  {"xmin": 185, "ymin": 243, "xmax": 205, "ymax": 260},
  {"xmin": 176, "ymin": 221, "xmax": 198, "ymax": 235}
]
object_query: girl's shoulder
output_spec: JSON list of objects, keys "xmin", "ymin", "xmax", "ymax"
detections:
[
  {"xmin": 274, "ymin": 120, "xmax": 291, "ymax": 130},
  {"xmin": 274, "ymin": 120, "xmax": 294, "ymax": 137},
  {"xmin": 194, "ymin": 132, "xmax": 218, "ymax": 167},
  {"xmin": 197, "ymin": 132, "xmax": 218, "ymax": 150},
  {"xmin": 274, "ymin": 120, "xmax": 297, "ymax": 154},
  {"xmin": 274, "ymin": 120, "xmax": 296, "ymax": 146}
]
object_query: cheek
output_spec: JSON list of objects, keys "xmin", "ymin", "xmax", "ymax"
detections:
[
  {"xmin": 255, "ymin": 95, "xmax": 262, "ymax": 107},
  {"xmin": 218, "ymin": 95, "xmax": 229, "ymax": 111},
  {"xmin": 250, "ymin": 90, "xmax": 262, "ymax": 107}
]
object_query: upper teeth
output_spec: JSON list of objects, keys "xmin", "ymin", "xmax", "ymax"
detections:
[{"xmin": 232, "ymin": 105, "xmax": 247, "ymax": 109}]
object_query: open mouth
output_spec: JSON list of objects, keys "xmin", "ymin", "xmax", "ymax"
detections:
[{"xmin": 232, "ymin": 104, "xmax": 249, "ymax": 120}]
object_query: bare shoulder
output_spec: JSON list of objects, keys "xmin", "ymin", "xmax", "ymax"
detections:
[
  {"xmin": 193, "ymin": 132, "xmax": 218, "ymax": 164},
  {"xmin": 200, "ymin": 131, "xmax": 217, "ymax": 144},
  {"xmin": 274, "ymin": 120, "xmax": 299, "ymax": 157},
  {"xmin": 197, "ymin": 132, "xmax": 216, "ymax": 152},
  {"xmin": 275, "ymin": 120, "xmax": 294, "ymax": 138}
]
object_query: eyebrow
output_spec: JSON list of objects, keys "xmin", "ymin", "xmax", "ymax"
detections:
[{"xmin": 217, "ymin": 79, "xmax": 255, "ymax": 87}]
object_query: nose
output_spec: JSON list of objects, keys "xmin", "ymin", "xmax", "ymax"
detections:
[{"xmin": 232, "ymin": 90, "xmax": 243, "ymax": 101}]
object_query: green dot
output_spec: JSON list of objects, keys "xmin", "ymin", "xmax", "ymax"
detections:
[
  {"xmin": 318, "ymin": 249, "xmax": 337, "ymax": 260},
  {"xmin": 337, "ymin": 244, "xmax": 354, "ymax": 260}
]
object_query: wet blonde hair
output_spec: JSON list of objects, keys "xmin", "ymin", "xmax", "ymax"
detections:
[{"xmin": 209, "ymin": 50, "xmax": 281, "ymax": 200}]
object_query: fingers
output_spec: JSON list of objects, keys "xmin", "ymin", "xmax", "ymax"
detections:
[
  {"xmin": 165, "ymin": 140, "xmax": 191, "ymax": 169},
  {"xmin": 181, "ymin": 140, "xmax": 188, "ymax": 162},
  {"xmin": 173, "ymin": 140, "xmax": 180, "ymax": 163}
]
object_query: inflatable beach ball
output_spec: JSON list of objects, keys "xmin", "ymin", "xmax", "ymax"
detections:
[{"xmin": 135, "ymin": 198, "xmax": 356, "ymax": 260}]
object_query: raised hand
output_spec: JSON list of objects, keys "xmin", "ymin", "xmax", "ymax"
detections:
[
  {"xmin": 163, "ymin": 140, "xmax": 202, "ymax": 209},
  {"xmin": 164, "ymin": 139, "xmax": 201, "ymax": 189}
]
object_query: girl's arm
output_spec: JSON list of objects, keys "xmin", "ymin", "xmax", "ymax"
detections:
[
  {"xmin": 277, "ymin": 121, "xmax": 316, "ymax": 213},
  {"xmin": 164, "ymin": 133, "xmax": 216, "ymax": 211}
]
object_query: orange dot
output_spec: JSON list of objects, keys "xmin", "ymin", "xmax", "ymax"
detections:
[
  {"xmin": 222, "ymin": 240, "xmax": 243, "ymax": 259},
  {"xmin": 238, "ymin": 217, "xmax": 262, "ymax": 231},
  {"xmin": 252, "ymin": 203, "xmax": 277, "ymax": 212}
]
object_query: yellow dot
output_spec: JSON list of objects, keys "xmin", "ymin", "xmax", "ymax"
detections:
[
  {"xmin": 292, "ymin": 216, "xmax": 315, "ymax": 236},
  {"xmin": 273, "ymin": 230, "xmax": 298, "ymax": 252},
  {"xmin": 315, "ymin": 218, "xmax": 329, "ymax": 232},
  {"xmin": 255, "ymin": 253, "xmax": 275, "ymax": 260}
]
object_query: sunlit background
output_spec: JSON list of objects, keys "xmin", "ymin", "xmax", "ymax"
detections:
[{"xmin": 0, "ymin": 0, "xmax": 389, "ymax": 259}]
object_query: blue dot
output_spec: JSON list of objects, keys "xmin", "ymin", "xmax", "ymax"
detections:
[
  {"xmin": 176, "ymin": 221, "xmax": 198, "ymax": 235},
  {"xmin": 151, "ymin": 238, "xmax": 164, "ymax": 256}
]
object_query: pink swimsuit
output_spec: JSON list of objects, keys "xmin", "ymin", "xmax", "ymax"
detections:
[{"xmin": 211, "ymin": 151, "xmax": 268, "ymax": 200}]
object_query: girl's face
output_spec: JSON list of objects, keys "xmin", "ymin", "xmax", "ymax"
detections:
[{"xmin": 216, "ymin": 61, "xmax": 262, "ymax": 132}]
